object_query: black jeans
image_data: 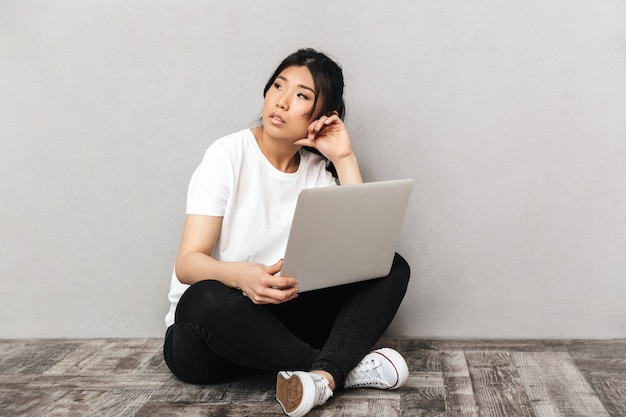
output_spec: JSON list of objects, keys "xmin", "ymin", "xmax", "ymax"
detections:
[{"xmin": 163, "ymin": 253, "xmax": 410, "ymax": 386}]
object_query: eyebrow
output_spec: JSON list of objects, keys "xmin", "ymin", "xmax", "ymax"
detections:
[{"xmin": 276, "ymin": 75, "xmax": 316, "ymax": 95}]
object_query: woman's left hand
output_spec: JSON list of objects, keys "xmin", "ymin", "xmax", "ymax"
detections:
[{"xmin": 295, "ymin": 112, "xmax": 354, "ymax": 164}]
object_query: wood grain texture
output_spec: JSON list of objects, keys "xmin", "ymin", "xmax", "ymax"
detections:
[
  {"xmin": 441, "ymin": 351, "xmax": 479, "ymax": 417},
  {"xmin": 0, "ymin": 338, "xmax": 624, "ymax": 416},
  {"xmin": 465, "ymin": 351, "xmax": 534, "ymax": 417},
  {"xmin": 514, "ymin": 352, "xmax": 611, "ymax": 417}
]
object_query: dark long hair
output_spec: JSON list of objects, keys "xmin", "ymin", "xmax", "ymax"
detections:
[{"xmin": 263, "ymin": 48, "xmax": 346, "ymax": 177}]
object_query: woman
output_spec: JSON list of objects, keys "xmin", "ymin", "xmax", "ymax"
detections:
[{"xmin": 163, "ymin": 48, "xmax": 411, "ymax": 417}]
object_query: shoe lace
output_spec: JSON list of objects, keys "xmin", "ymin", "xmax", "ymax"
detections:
[
  {"xmin": 346, "ymin": 357, "xmax": 383, "ymax": 386},
  {"xmin": 312, "ymin": 374, "xmax": 333, "ymax": 406}
]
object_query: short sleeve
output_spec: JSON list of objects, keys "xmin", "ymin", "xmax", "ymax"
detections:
[{"xmin": 186, "ymin": 144, "xmax": 233, "ymax": 216}]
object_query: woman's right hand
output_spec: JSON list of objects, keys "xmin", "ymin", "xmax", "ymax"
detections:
[
  {"xmin": 235, "ymin": 259, "xmax": 299, "ymax": 304},
  {"xmin": 175, "ymin": 214, "xmax": 299, "ymax": 304}
]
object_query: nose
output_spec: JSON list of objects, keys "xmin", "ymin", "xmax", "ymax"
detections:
[{"xmin": 276, "ymin": 94, "xmax": 288, "ymax": 110}]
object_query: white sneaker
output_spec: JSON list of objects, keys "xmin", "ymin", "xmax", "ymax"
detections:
[
  {"xmin": 343, "ymin": 348, "xmax": 409, "ymax": 390},
  {"xmin": 276, "ymin": 371, "xmax": 333, "ymax": 417}
]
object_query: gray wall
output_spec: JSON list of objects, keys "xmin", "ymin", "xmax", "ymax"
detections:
[{"xmin": 2, "ymin": 1, "xmax": 625, "ymax": 339}]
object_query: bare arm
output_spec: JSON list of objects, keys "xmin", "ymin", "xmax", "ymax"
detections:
[
  {"xmin": 331, "ymin": 152, "xmax": 362, "ymax": 186},
  {"xmin": 174, "ymin": 214, "xmax": 299, "ymax": 304}
]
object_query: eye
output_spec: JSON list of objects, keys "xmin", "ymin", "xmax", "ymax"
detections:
[
  {"xmin": 273, "ymin": 82, "xmax": 283, "ymax": 90},
  {"xmin": 297, "ymin": 93, "xmax": 310, "ymax": 100}
]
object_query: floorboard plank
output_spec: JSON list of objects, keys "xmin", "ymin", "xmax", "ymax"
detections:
[
  {"xmin": 81, "ymin": 389, "xmax": 153, "ymax": 417},
  {"xmin": 465, "ymin": 351, "xmax": 534, "ymax": 417},
  {"xmin": 585, "ymin": 375, "xmax": 626, "ymax": 417},
  {"xmin": 0, "ymin": 388, "xmax": 67, "ymax": 417},
  {"xmin": 514, "ymin": 352, "xmax": 611, "ymax": 417},
  {"xmin": 441, "ymin": 351, "xmax": 479, "ymax": 417},
  {"xmin": 40, "ymin": 389, "xmax": 110, "ymax": 417}
]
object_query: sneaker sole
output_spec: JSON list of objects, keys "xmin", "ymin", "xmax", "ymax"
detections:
[
  {"xmin": 374, "ymin": 348, "xmax": 409, "ymax": 389},
  {"xmin": 276, "ymin": 371, "xmax": 314, "ymax": 417}
]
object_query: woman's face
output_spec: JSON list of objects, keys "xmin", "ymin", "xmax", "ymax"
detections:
[{"xmin": 262, "ymin": 65, "xmax": 321, "ymax": 142}]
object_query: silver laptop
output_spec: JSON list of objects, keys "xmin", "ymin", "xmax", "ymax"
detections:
[{"xmin": 280, "ymin": 178, "xmax": 414, "ymax": 292}]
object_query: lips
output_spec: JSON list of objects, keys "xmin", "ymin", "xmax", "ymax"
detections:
[{"xmin": 269, "ymin": 112, "xmax": 285, "ymax": 126}]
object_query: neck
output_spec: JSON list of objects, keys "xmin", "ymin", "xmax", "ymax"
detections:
[{"xmin": 253, "ymin": 126, "xmax": 301, "ymax": 173}]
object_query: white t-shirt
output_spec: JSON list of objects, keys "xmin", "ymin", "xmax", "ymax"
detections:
[{"xmin": 165, "ymin": 129, "xmax": 337, "ymax": 327}]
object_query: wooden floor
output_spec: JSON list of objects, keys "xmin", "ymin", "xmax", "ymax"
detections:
[{"xmin": 0, "ymin": 338, "xmax": 624, "ymax": 416}]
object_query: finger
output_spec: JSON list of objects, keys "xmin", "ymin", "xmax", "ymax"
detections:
[
  {"xmin": 252, "ymin": 287, "xmax": 298, "ymax": 305},
  {"xmin": 308, "ymin": 115, "xmax": 330, "ymax": 133},
  {"xmin": 295, "ymin": 137, "xmax": 316, "ymax": 147},
  {"xmin": 266, "ymin": 259, "xmax": 283, "ymax": 275},
  {"xmin": 307, "ymin": 127, "xmax": 320, "ymax": 140},
  {"xmin": 270, "ymin": 287, "xmax": 299, "ymax": 302},
  {"xmin": 312, "ymin": 115, "xmax": 342, "ymax": 136},
  {"xmin": 317, "ymin": 113, "xmax": 340, "ymax": 129},
  {"xmin": 307, "ymin": 122, "xmax": 321, "ymax": 139},
  {"xmin": 323, "ymin": 112, "xmax": 339, "ymax": 124},
  {"xmin": 307, "ymin": 122, "xmax": 331, "ymax": 140},
  {"xmin": 271, "ymin": 275, "xmax": 298, "ymax": 290}
]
